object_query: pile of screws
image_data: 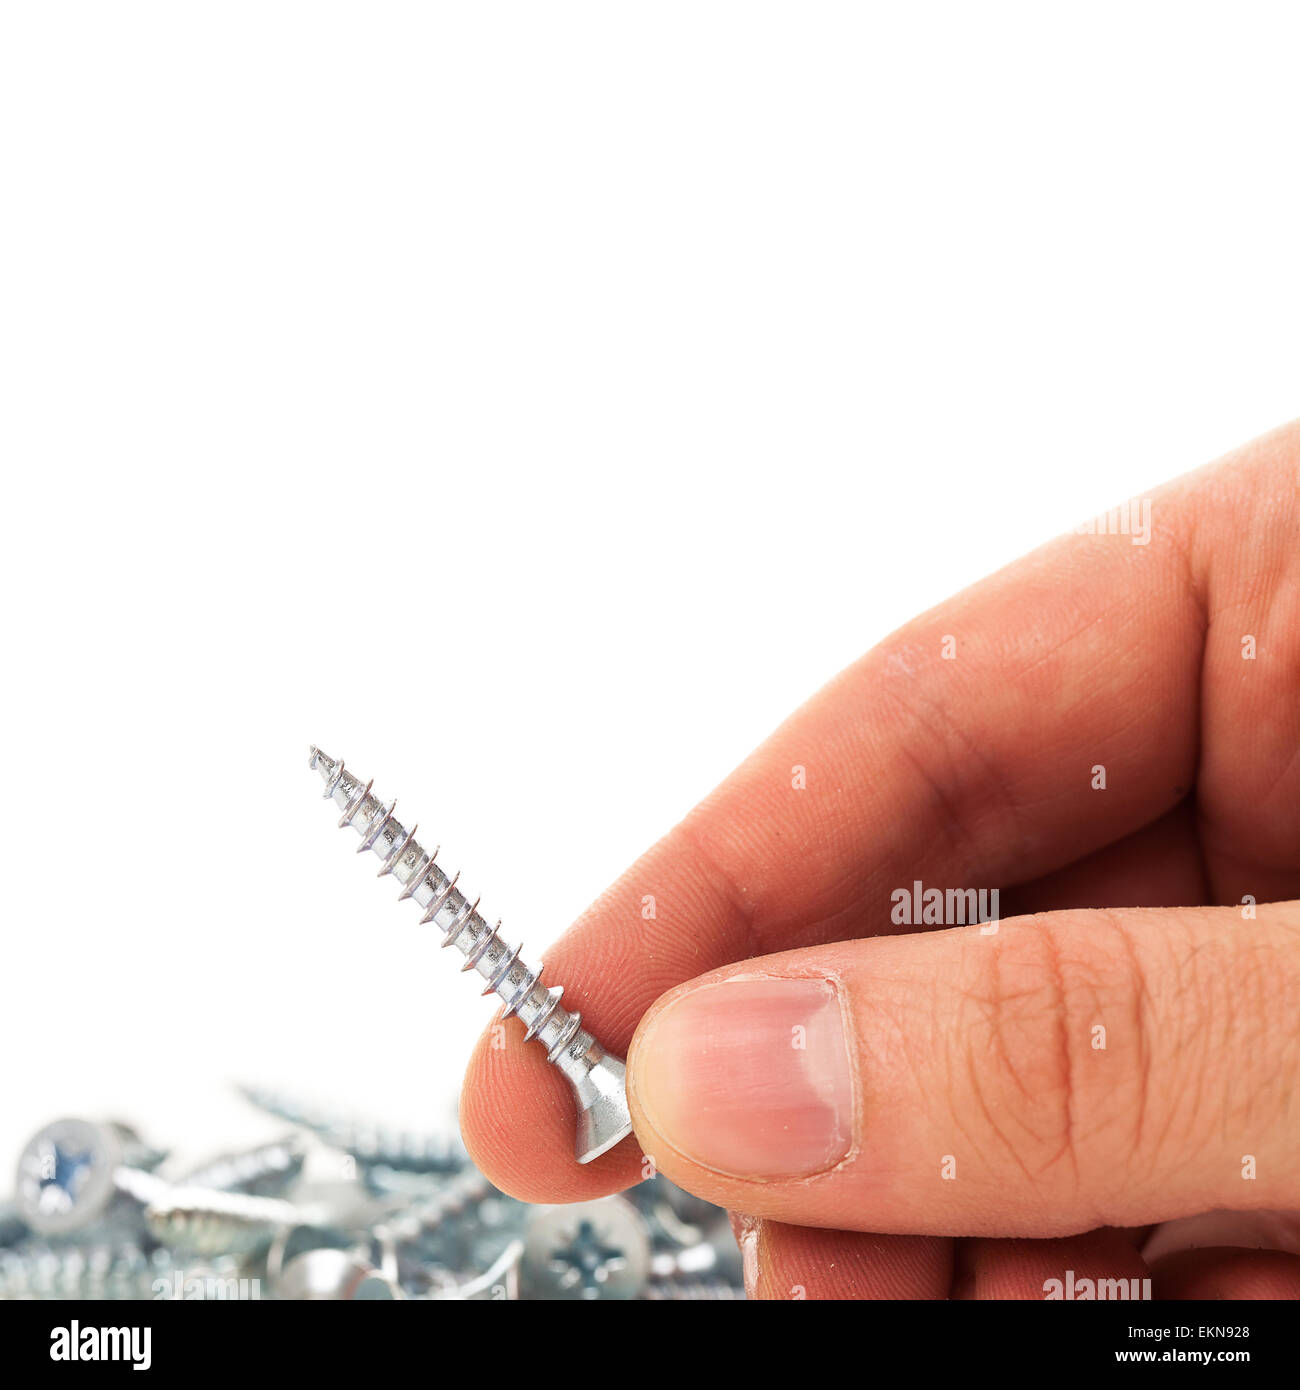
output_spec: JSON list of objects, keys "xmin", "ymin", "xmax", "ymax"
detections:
[{"xmin": 0, "ymin": 1092, "xmax": 744, "ymax": 1300}]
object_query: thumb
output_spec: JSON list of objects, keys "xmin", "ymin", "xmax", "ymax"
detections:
[{"xmin": 626, "ymin": 901, "xmax": 1300, "ymax": 1236}]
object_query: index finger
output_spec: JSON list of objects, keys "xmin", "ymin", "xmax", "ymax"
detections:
[{"xmin": 460, "ymin": 421, "xmax": 1300, "ymax": 1201}]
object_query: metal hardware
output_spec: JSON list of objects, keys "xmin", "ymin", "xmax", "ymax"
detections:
[
  {"xmin": 14, "ymin": 1119, "xmax": 167, "ymax": 1238},
  {"xmin": 308, "ymin": 748, "xmax": 634, "ymax": 1165},
  {"xmin": 520, "ymin": 1195, "xmax": 651, "ymax": 1300},
  {"xmin": 1, "ymin": 1097, "xmax": 743, "ymax": 1300}
]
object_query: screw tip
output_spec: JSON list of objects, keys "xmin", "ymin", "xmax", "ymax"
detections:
[{"xmin": 309, "ymin": 746, "xmax": 338, "ymax": 781}]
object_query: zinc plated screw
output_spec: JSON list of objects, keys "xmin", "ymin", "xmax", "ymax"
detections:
[
  {"xmin": 265, "ymin": 1221, "xmax": 365, "ymax": 1288},
  {"xmin": 642, "ymin": 1279, "xmax": 745, "ymax": 1300},
  {"xmin": 371, "ymin": 1168, "xmax": 502, "ymax": 1290},
  {"xmin": 14, "ymin": 1119, "xmax": 169, "ymax": 1239},
  {"xmin": 649, "ymin": 1237, "xmax": 731, "ymax": 1282},
  {"xmin": 308, "ymin": 748, "xmax": 634, "ymax": 1165},
  {"xmin": 176, "ymin": 1135, "xmax": 308, "ymax": 1197},
  {"xmin": 631, "ymin": 1172, "xmax": 724, "ymax": 1230},
  {"xmin": 144, "ymin": 1187, "xmax": 329, "ymax": 1257},
  {"xmin": 519, "ymin": 1195, "xmax": 651, "ymax": 1300},
  {"xmin": 423, "ymin": 1237, "xmax": 523, "ymax": 1301},
  {"xmin": 370, "ymin": 1169, "xmax": 495, "ymax": 1250},
  {"xmin": 238, "ymin": 1085, "xmax": 465, "ymax": 1176},
  {"xmin": 0, "ymin": 1243, "xmax": 178, "ymax": 1301},
  {"xmin": 276, "ymin": 1247, "xmax": 402, "ymax": 1300}
]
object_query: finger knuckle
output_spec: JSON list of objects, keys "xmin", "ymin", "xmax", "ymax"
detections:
[{"xmin": 949, "ymin": 912, "xmax": 1153, "ymax": 1221}]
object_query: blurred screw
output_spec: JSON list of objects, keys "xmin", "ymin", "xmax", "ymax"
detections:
[
  {"xmin": 276, "ymin": 1247, "xmax": 401, "ymax": 1300},
  {"xmin": 342, "ymin": 1129, "xmax": 466, "ymax": 1177},
  {"xmin": 361, "ymin": 1165, "xmax": 453, "ymax": 1200},
  {"xmin": 4, "ymin": 1117, "xmax": 741, "ymax": 1300},
  {"xmin": 642, "ymin": 1278, "xmax": 745, "ymax": 1300},
  {"xmin": 649, "ymin": 1234, "xmax": 748, "ymax": 1289},
  {"xmin": 424, "ymin": 1238, "xmax": 523, "ymax": 1301},
  {"xmin": 308, "ymin": 749, "xmax": 633, "ymax": 1165},
  {"xmin": 176, "ymin": 1135, "xmax": 307, "ymax": 1196},
  {"xmin": 14, "ymin": 1119, "xmax": 168, "ymax": 1238},
  {"xmin": 372, "ymin": 1169, "xmax": 503, "ymax": 1289},
  {"xmin": 239, "ymin": 1085, "xmax": 464, "ymax": 1176},
  {"xmin": 265, "ymin": 1222, "xmax": 361, "ymax": 1288},
  {"xmin": 106, "ymin": 1122, "xmax": 169, "ymax": 1174},
  {"xmin": 0, "ymin": 1242, "xmax": 187, "ymax": 1301},
  {"xmin": 371, "ymin": 1169, "xmax": 494, "ymax": 1247},
  {"xmin": 629, "ymin": 1173, "xmax": 722, "ymax": 1232},
  {"xmin": 520, "ymin": 1195, "xmax": 651, "ymax": 1300},
  {"xmin": 144, "ymin": 1187, "xmax": 326, "ymax": 1256}
]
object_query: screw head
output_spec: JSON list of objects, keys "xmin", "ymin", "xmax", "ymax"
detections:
[
  {"xmin": 15, "ymin": 1118, "xmax": 123, "ymax": 1237},
  {"xmin": 562, "ymin": 1044, "xmax": 634, "ymax": 1165},
  {"xmin": 277, "ymin": 1248, "xmax": 401, "ymax": 1300},
  {"xmin": 521, "ymin": 1195, "xmax": 650, "ymax": 1300}
]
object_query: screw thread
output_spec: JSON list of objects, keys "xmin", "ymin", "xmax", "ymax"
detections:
[
  {"xmin": 145, "ymin": 1187, "xmax": 320, "ymax": 1255},
  {"xmin": 238, "ymin": 1086, "xmax": 464, "ymax": 1175},
  {"xmin": 642, "ymin": 1279, "xmax": 745, "ymax": 1300},
  {"xmin": 375, "ymin": 1170, "xmax": 495, "ymax": 1247},
  {"xmin": 178, "ymin": 1136, "xmax": 307, "ymax": 1196},
  {"xmin": 0, "ymin": 1244, "xmax": 184, "ymax": 1300},
  {"xmin": 309, "ymin": 749, "xmax": 593, "ymax": 1070}
]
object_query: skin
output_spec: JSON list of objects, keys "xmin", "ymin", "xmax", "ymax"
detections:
[{"xmin": 460, "ymin": 419, "xmax": 1300, "ymax": 1299}]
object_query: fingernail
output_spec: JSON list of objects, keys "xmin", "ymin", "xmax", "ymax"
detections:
[{"xmin": 630, "ymin": 977, "xmax": 853, "ymax": 1180}]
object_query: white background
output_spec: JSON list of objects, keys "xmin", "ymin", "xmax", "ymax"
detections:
[{"xmin": 1, "ymin": 3, "xmax": 1297, "ymax": 1172}]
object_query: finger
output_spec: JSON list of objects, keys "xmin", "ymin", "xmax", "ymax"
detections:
[
  {"xmin": 1149, "ymin": 1247, "xmax": 1300, "ymax": 1300},
  {"xmin": 1186, "ymin": 424, "xmax": 1300, "ymax": 904},
  {"xmin": 1141, "ymin": 1209, "xmax": 1300, "ymax": 1263},
  {"xmin": 626, "ymin": 901, "xmax": 1300, "ymax": 1235},
  {"xmin": 462, "ymin": 423, "xmax": 1300, "ymax": 1198},
  {"xmin": 459, "ymin": 801, "xmax": 1215, "ymax": 1199},
  {"xmin": 741, "ymin": 1219, "xmax": 951, "ymax": 1300},
  {"xmin": 1001, "ymin": 800, "xmax": 1210, "ymax": 916},
  {"xmin": 952, "ymin": 1229, "xmax": 1149, "ymax": 1300}
]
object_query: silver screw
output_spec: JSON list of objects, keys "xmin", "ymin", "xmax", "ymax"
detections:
[
  {"xmin": 650, "ymin": 1237, "xmax": 728, "ymax": 1281},
  {"xmin": 13, "ymin": 1119, "xmax": 328, "ymax": 1257},
  {"xmin": 642, "ymin": 1278, "xmax": 745, "ymax": 1300},
  {"xmin": 265, "ymin": 1221, "xmax": 366, "ymax": 1289},
  {"xmin": 176, "ymin": 1135, "xmax": 308, "ymax": 1197},
  {"xmin": 423, "ymin": 1238, "xmax": 524, "ymax": 1301},
  {"xmin": 632, "ymin": 1172, "xmax": 725, "ymax": 1230},
  {"xmin": 144, "ymin": 1187, "xmax": 328, "ymax": 1257},
  {"xmin": 14, "ymin": 1119, "xmax": 168, "ymax": 1239},
  {"xmin": 0, "ymin": 1242, "xmax": 196, "ymax": 1301},
  {"xmin": 276, "ymin": 1247, "xmax": 402, "ymax": 1300},
  {"xmin": 519, "ymin": 1196, "xmax": 651, "ymax": 1300},
  {"xmin": 238, "ymin": 1085, "xmax": 465, "ymax": 1176},
  {"xmin": 371, "ymin": 1169, "xmax": 504, "ymax": 1292},
  {"xmin": 371, "ymin": 1170, "xmax": 495, "ymax": 1242},
  {"xmin": 307, "ymin": 748, "xmax": 633, "ymax": 1165}
]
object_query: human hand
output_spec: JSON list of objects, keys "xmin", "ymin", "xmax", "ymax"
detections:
[{"xmin": 460, "ymin": 421, "xmax": 1300, "ymax": 1299}]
